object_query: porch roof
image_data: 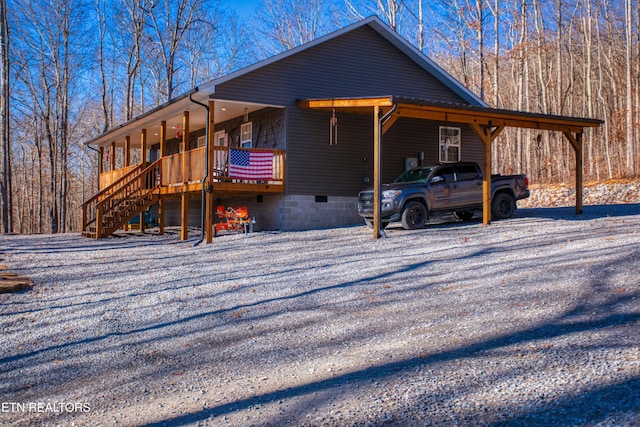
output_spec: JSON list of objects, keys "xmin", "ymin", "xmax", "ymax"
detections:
[{"xmin": 86, "ymin": 92, "xmax": 282, "ymax": 149}]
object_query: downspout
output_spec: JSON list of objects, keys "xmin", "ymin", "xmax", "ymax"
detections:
[
  {"xmin": 83, "ymin": 141, "xmax": 101, "ymax": 194},
  {"xmin": 189, "ymin": 92, "xmax": 210, "ymax": 246}
]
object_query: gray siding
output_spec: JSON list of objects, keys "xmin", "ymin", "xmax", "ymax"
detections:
[
  {"xmin": 214, "ymin": 25, "xmax": 466, "ymax": 106},
  {"xmin": 212, "ymin": 25, "xmax": 481, "ymax": 197}
]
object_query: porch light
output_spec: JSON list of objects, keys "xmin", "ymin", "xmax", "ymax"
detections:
[{"xmin": 244, "ymin": 108, "xmax": 249, "ymax": 122}]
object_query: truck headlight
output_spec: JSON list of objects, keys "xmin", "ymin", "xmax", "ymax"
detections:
[{"xmin": 382, "ymin": 190, "xmax": 402, "ymax": 199}]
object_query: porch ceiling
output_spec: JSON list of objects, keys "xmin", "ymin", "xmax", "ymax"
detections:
[{"xmin": 87, "ymin": 93, "xmax": 281, "ymax": 148}]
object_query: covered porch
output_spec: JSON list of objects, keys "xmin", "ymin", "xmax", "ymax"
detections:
[{"xmin": 83, "ymin": 92, "xmax": 286, "ymax": 243}]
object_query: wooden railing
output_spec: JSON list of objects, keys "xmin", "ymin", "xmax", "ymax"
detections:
[
  {"xmin": 99, "ymin": 164, "xmax": 138, "ymax": 190},
  {"xmin": 83, "ymin": 160, "xmax": 161, "ymax": 238},
  {"xmin": 99, "ymin": 147, "xmax": 285, "ymax": 189},
  {"xmin": 84, "ymin": 162, "xmax": 147, "ymax": 229},
  {"xmin": 160, "ymin": 147, "xmax": 285, "ymax": 186}
]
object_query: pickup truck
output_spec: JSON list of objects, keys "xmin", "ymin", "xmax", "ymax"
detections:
[{"xmin": 357, "ymin": 162, "xmax": 530, "ymax": 229}]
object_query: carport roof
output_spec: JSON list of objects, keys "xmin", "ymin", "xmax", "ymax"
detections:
[
  {"xmin": 297, "ymin": 96, "xmax": 604, "ymax": 133},
  {"xmin": 299, "ymin": 95, "xmax": 604, "ymax": 239}
]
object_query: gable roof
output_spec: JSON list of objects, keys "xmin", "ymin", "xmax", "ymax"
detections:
[
  {"xmin": 87, "ymin": 16, "xmax": 484, "ymax": 148},
  {"xmin": 200, "ymin": 16, "xmax": 485, "ymax": 107}
]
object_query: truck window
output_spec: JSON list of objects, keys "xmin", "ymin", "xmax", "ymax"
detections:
[
  {"xmin": 456, "ymin": 165, "xmax": 479, "ymax": 181},
  {"xmin": 434, "ymin": 167, "xmax": 455, "ymax": 182}
]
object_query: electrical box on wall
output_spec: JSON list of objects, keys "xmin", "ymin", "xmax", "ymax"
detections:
[{"xmin": 405, "ymin": 157, "xmax": 418, "ymax": 171}]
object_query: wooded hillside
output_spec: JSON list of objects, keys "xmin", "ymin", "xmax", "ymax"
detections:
[{"xmin": 0, "ymin": 0, "xmax": 637, "ymax": 234}]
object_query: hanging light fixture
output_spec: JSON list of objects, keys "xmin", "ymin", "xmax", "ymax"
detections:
[{"xmin": 244, "ymin": 108, "xmax": 249, "ymax": 122}]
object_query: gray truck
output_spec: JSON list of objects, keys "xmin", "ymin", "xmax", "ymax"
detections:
[{"xmin": 357, "ymin": 162, "xmax": 530, "ymax": 229}]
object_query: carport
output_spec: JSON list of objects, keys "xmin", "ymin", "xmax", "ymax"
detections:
[{"xmin": 298, "ymin": 96, "xmax": 603, "ymax": 238}]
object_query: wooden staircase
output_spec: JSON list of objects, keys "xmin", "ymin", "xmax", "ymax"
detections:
[{"xmin": 82, "ymin": 160, "xmax": 162, "ymax": 239}]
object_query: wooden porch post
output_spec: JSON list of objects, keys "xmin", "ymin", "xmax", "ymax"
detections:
[
  {"xmin": 471, "ymin": 123, "xmax": 504, "ymax": 225},
  {"xmin": 99, "ymin": 147, "xmax": 104, "ymax": 175},
  {"xmin": 205, "ymin": 100, "xmax": 215, "ymax": 243},
  {"xmin": 158, "ymin": 121, "xmax": 167, "ymax": 235},
  {"xmin": 140, "ymin": 128, "xmax": 147, "ymax": 165},
  {"xmin": 564, "ymin": 130, "xmax": 584, "ymax": 214},
  {"xmin": 110, "ymin": 141, "xmax": 116, "ymax": 172},
  {"xmin": 124, "ymin": 136, "xmax": 130, "ymax": 167},
  {"xmin": 140, "ymin": 129, "xmax": 147, "ymax": 233},
  {"xmin": 373, "ymin": 105, "xmax": 381, "ymax": 239},
  {"xmin": 180, "ymin": 111, "xmax": 190, "ymax": 241}
]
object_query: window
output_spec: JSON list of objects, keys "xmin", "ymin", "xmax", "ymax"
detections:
[
  {"xmin": 439, "ymin": 126, "xmax": 461, "ymax": 163},
  {"xmin": 456, "ymin": 164, "xmax": 479, "ymax": 181},
  {"xmin": 197, "ymin": 135, "xmax": 206, "ymax": 148},
  {"xmin": 240, "ymin": 122, "xmax": 252, "ymax": 148}
]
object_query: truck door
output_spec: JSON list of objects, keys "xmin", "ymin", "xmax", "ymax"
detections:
[
  {"xmin": 454, "ymin": 164, "xmax": 483, "ymax": 207},
  {"xmin": 429, "ymin": 166, "xmax": 457, "ymax": 210}
]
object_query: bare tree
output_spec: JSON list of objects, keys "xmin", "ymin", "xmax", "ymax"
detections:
[
  {"xmin": 624, "ymin": 0, "xmax": 636, "ymax": 174},
  {"xmin": 255, "ymin": 0, "xmax": 328, "ymax": 54},
  {"xmin": 146, "ymin": 0, "xmax": 206, "ymax": 101},
  {"xmin": 0, "ymin": 0, "xmax": 11, "ymax": 233}
]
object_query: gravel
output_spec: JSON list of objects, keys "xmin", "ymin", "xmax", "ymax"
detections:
[{"xmin": 1, "ymin": 202, "xmax": 639, "ymax": 426}]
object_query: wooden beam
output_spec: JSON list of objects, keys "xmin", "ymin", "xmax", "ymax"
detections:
[
  {"xmin": 158, "ymin": 197, "xmax": 165, "ymax": 235},
  {"xmin": 99, "ymin": 147, "xmax": 104, "ymax": 174},
  {"xmin": 181, "ymin": 193, "xmax": 188, "ymax": 241},
  {"xmin": 110, "ymin": 141, "xmax": 116, "ymax": 172},
  {"xmin": 564, "ymin": 131, "xmax": 584, "ymax": 214},
  {"xmin": 140, "ymin": 129, "xmax": 147, "ymax": 165},
  {"xmin": 160, "ymin": 121, "xmax": 167, "ymax": 157},
  {"xmin": 470, "ymin": 123, "xmax": 504, "ymax": 225},
  {"xmin": 124, "ymin": 136, "xmax": 131, "ymax": 167},
  {"xmin": 298, "ymin": 97, "xmax": 394, "ymax": 109},
  {"xmin": 373, "ymin": 105, "xmax": 381, "ymax": 239},
  {"xmin": 205, "ymin": 100, "xmax": 215, "ymax": 244},
  {"xmin": 182, "ymin": 111, "xmax": 190, "ymax": 183},
  {"xmin": 381, "ymin": 111, "xmax": 400, "ymax": 134}
]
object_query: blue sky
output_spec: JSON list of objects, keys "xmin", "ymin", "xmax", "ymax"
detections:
[{"xmin": 222, "ymin": 0, "xmax": 260, "ymax": 18}]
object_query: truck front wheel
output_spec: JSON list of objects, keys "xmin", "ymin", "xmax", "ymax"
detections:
[
  {"xmin": 492, "ymin": 193, "xmax": 516, "ymax": 219},
  {"xmin": 401, "ymin": 201, "xmax": 427, "ymax": 230}
]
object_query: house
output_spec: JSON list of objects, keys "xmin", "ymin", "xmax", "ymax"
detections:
[{"xmin": 83, "ymin": 16, "xmax": 601, "ymax": 242}]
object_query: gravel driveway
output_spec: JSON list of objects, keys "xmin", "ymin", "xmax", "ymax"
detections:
[{"xmin": 1, "ymin": 204, "xmax": 639, "ymax": 426}]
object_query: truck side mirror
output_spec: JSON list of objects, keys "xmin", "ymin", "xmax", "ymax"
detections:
[{"xmin": 430, "ymin": 176, "xmax": 444, "ymax": 184}]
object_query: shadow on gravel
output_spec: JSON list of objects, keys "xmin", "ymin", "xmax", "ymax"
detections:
[
  {"xmin": 517, "ymin": 203, "xmax": 640, "ymax": 220},
  {"xmin": 141, "ymin": 307, "xmax": 640, "ymax": 427},
  {"xmin": 492, "ymin": 377, "xmax": 640, "ymax": 426}
]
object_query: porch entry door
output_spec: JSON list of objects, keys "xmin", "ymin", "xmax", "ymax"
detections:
[
  {"xmin": 214, "ymin": 130, "xmax": 227, "ymax": 146},
  {"xmin": 213, "ymin": 130, "xmax": 228, "ymax": 177}
]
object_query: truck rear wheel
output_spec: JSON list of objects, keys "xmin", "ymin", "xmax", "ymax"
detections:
[
  {"xmin": 491, "ymin": 193, "xmax": 516, "ymax": 219},
  {"xmin": 401, "ymin": 201, "xmax": 427, "ymax": 230}
]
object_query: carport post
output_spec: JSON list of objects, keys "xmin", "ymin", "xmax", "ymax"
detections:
[
  {"xmin": 564, "ymin": 130, "xmax": 584, "ymax": 214},
  {"xmin": 373, "ymin": 105, "xmax": 381, "ymax": 239},
  {"xmin": 470, "ymin": 123, "xmax": 504, "ymax": 225}
]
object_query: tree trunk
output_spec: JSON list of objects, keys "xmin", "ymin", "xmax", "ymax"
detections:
[{"xmin": 0, "ymin": 0, "xmax": 11, "ymax": 233}]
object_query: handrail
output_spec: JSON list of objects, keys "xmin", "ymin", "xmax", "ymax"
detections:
[
  {"xmin": 83, "ymin": 159, "xmax": 161, "ymax": 236},
  {"xmin": 83, "ymin": 162, "xmax": 146, "ymax": 207},
  {"xmin": 97, "ymin": 159, "xmax": 161, "ymax": 209}
]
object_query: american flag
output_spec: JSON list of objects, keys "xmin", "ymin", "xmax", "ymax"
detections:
[{"xmin": 228, "ymin": 149, "xmax": 274, "ymax": 180}]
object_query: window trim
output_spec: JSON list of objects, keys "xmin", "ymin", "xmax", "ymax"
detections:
[
  {"xmin": 196, "ymin": 135, "xmax": 206, "ymax": 148},
  {"xmin": 240, "ymin": 122, "xmax": 252, "ymax": 149},
  {"xmin": 439, "ymin": 126, "xmax": 461, "ymax": 163}
]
